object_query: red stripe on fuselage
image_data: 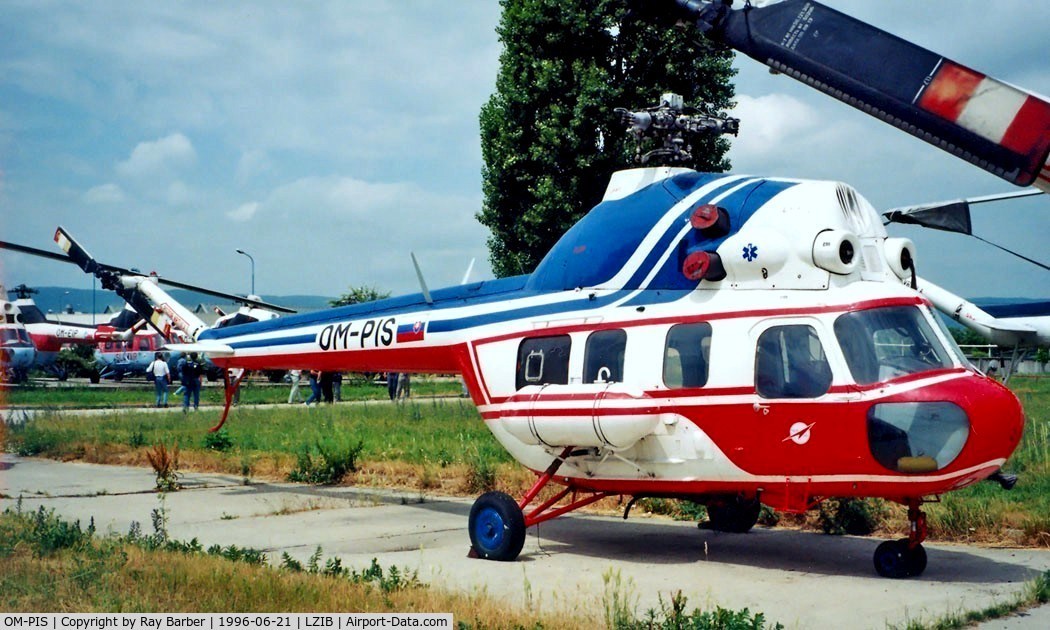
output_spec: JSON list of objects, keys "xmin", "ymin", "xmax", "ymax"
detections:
[{"xmin": 212, "ymin": 344, "xmax": 461, "ymax": 374}]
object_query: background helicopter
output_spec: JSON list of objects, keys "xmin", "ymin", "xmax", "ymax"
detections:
[
  {"xmin": 16, "ymin": 0, "xmax": 1050, "ymax": 580},
  {"xmin": 0, "ymin": 241, "xmax": 295, "ymax": 381},
  {"xmin": 0, "ymin": 286, "xmax": 37, "ymax": 383}
]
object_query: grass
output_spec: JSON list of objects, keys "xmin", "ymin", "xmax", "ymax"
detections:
[
  {"xmin": 0, "ymin": 508, "xmax": 790, "ymax": 627},
  {"xmin": 893, "ymin": 570, "xmax": 1050, "ymax": 630},
  {"xmin": 3, "ymin": 399, "xmax": 525, "ymax": 496},
  {"xmin": 2, "ymin": 377, "xmax": 462, "ymax": 408}
]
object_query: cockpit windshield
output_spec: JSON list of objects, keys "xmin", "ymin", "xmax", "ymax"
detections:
[
  {"xmin": 1, "ymin": 328, "xmax": 32, "ymax": 346},
  {"xmin": 834, "ymin": 306, "xmax": 953, "ymax": 385}
]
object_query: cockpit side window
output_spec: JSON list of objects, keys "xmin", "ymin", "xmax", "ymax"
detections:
[
  {"xmin": 834, "ymin": 306, "xmax": 952, "ymax": 385},
  {"xmin": 584, "ymin": 329, "xmax": 626, "ymax": 384},
  {"xmin": 516, "ymin": 335, "xmax": 571, "ymax": 390},
  {"xmin": 663, "ymin": 322, "xmax": 712, "ymax": 388},
  {"xmin": 755, "ymin": 324, "xmax": 832, "ymax": 399}
]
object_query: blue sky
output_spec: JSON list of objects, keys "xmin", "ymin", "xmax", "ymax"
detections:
[{"xmin": 0, "ymin": 0, "xmax": 1046, "ymax": 305}]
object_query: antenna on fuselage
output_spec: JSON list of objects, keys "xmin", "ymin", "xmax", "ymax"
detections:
[
  {"xmin": 461, "ymin": 258, "xmax": 476, "ymax": 285},
  {"xmin": 411, "ymin": 252, "xmax": 434, "ymax": 305}
]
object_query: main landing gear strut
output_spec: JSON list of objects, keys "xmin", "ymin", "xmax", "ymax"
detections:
[
  {"xmin": 468, "ymin": 446, "xmax": 610, "ymax": 561},
  {"xmin": 873, "ymin": 499, "xmax": 928, "ymax": 578}
]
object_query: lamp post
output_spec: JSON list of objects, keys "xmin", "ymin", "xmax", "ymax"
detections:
[{"xmin": 235, "ymin": 249, "xmax": 255, "ymax": 296}]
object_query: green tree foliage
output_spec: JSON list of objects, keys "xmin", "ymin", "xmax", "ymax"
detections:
[
  {"xmin": 328, "ymin": 285, "xmax": 391, "ymax": 307},
  {"xmin": 479, "ymin": 0, "xmax": 735, "ymax": 277}
]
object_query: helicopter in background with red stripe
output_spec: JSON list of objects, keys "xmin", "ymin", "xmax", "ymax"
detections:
[{"xmin": 40, "ymin": 0, "xmax": 1047, "ymax": 579}]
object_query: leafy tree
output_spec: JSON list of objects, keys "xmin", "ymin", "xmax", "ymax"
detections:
[
  {"xmin": 328, "ymin": 285, "xmax": 391, "ymax": 308},
  {"xmin": 52, "ymin": 344, "xmax": 97, "ymax": 379},
  {"xmin": 479, "ymin": 0, "xmax": 735, "ymax": 277},
  {"xmin": 948, "ymin": 325, "xmax": 988, "ymax": 348}
]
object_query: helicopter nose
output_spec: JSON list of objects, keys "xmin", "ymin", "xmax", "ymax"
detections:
[{"xmin": 966, "ymin": 374, "xmax": 1026, "ymax": 465}]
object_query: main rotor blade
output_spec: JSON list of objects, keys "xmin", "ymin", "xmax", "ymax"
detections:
[
  {"xmin": 882, "ymin": 190, "xmax": 1043, "ymax": 231},
  {"xmin": 0, "ymin": 233, "xmax": 296, "ymax": 314},
  {"xmin": 883, "ymin": 191, "xmax": 1050, "ymax": 271},
  {"xmin": 673, "ymin": 0, "xmax": 1050, "ymax": 191},
  {"xmin": 0, "ymin": 239, "xmax": 75, "ymax": 265}
]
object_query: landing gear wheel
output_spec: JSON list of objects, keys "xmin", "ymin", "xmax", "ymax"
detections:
[
  {"xmin": 469, "ymin": 491, "xmax": 526, "ymax": 561},
  {"xmin": 874, "ymin": 539, "xmax": 926, "ymax": 578},
  {"xmin": 905, "ymin": 543, "xmax": 927, "ymax": 576},
  {"xmin": 705, "ymin": 496, "xmax": 761, "ymax": 533}
]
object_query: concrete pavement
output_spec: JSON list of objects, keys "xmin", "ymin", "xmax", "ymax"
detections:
[{"xmin": 1, "ymin": 454, "xmax": 1047, "ymax": 628}]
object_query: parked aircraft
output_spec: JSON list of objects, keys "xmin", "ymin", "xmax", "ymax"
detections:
[{"xmin": 0, "ymin": 286, "xmax": 37, "ymax": 383}]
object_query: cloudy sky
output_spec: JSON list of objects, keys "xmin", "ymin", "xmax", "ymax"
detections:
[{"xmin": 0, "ymin": 0, "xmax": 1046, "ymax": 307}]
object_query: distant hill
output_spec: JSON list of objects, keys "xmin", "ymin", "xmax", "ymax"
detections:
[{"xmin": 11, "ymin": 286, "xmax": 334, "ymax": 315}]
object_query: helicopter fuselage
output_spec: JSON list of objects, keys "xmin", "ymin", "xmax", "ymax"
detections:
[{"xmin": 198, "ymin": 167, "xmax": 1025, "ymax": 511}]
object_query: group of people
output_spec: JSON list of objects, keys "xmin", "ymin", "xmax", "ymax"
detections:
[
  {"xmin": 147, "ymin": 359, "xmax": 414, "ymax": 410},
  {"xmin": 145, "ymin": 352, "xmax": 203, "ymax": 411},
  {"xmin": 287, "ymin": 369, "xmax": 343, "ymax": 405}
]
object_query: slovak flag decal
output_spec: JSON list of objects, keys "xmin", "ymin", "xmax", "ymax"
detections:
[{"xmin": 396, "ymin": 321, "xmax": 426, "ymax": 343}]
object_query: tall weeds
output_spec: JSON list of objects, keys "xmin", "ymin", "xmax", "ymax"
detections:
[{"xmin": 145, "ymin": 443, "xmax": 181, "ymax": 491}]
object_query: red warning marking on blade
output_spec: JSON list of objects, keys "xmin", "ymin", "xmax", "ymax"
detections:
[
  {"xmin": 1000, "ymin": 95, "xmax": 1050, "ymax": 160},
  {"xmin": 918, "ymin": 62, "xmax": 984, "ymax": 122}
]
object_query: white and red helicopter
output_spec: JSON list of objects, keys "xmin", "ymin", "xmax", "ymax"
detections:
[
  {"xmin": 0, "ymin": 244, "xmax": 296, "ymax": 381},
  {"xmin": 38, "ymin": 0, "xmax": 1049, "ymax": 578},
  {"xmin": 0, "ymin": 286, "xmax": 37, "ymax": 383}
]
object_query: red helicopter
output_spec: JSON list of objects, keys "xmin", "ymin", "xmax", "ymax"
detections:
[{"xmin": 33, "ymin": 0, "xmax": 1050, "ymax": 578}]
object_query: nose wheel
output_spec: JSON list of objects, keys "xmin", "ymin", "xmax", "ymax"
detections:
[
  {"xmin": 874, "ymin": 500, "xmax": 928, "ymax": 578},
  {"xmin": 874, "ymin": 538, "xmax": 927, "ymax": 578}
]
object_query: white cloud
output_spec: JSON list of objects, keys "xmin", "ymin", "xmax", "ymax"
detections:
[
  {"xmin": 235, "ymin": 150, "xmax": 271, "ymax": 183},
  {"xmin": 166, "ymin": 181, "xmax": 192, "ymax": 206},
  {"xmin": 82, "ymin": 183, "xmax": 125, "ymax": 204},
  {"xmin": 227, "ymin": 201, "xmax": 259, "ymax": 222},
  {"xmin": 728, "ymin": 93, "xmax": 820, "ymax": 163},
  {"xmin": 116, "ymin": 132, "xmax": 196, "ymax": 178}
]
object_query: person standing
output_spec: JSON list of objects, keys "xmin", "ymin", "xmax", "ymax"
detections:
[
  {"xmin": 287, "ymin": 370, "xmax": 303, "ymax": 404},
  {"xmin": 332, "ymin": 372, "xmax": 343, "ymax": 402},
  {"xmin": 386, "ymin": 371, "xmax": 398, "ymax": 401},
  {"xmin": 146, "ymin": 352, "xmax": 171, "ymax": 407},
  {"xmin": 304, "ymin": 369, "xmax": 322, "ymax": 406},
  {"xmin": 396, "ymin": 372, "xmax": 411, "ymax": 401},
  {"xmin": 320, "ymin": 371, "xmax": 334, "ymax": 404},
  {"xmin": 181, "ymin": 352, "xmax": 203, "ymax": 412}
]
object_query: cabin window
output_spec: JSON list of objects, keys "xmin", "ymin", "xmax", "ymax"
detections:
[
  {"xmin": 834, "ymin": 306, "xmax": 952, "ymax": 385},
  {"xmin": 516, "ymin": 335, "xmax": 571, "ymax": 390},
  {"xmin": 755, "ymin": 324, "xmax": 832, "ymax": 398},
  {"xmin": 583, "ymin": 329, "xmax": 626, "ymax": 384},
  {"xmin": 868, "ymin": 402, "xmax": 969, "ymax": 473},
  {"xmin": 663, "ymin": 323, "xmax": 712, "ymax": 388}
]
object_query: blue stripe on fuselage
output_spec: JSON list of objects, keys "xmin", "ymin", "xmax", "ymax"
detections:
[
  {"xmin": 200, "ymin": 175, "xmax": 797, "ymax": 346},
  {"xmin": 525, "ymin": 172, "xmax": 732, "ymax": 291},
  {"xmin": 629, "ymin": 179, "xmax": 799, "ymax": 299}
]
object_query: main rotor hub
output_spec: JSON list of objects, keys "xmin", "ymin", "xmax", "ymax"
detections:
[{"xmin": 615, "ymin": 92, "xmax": 739, "ymax": 166}]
